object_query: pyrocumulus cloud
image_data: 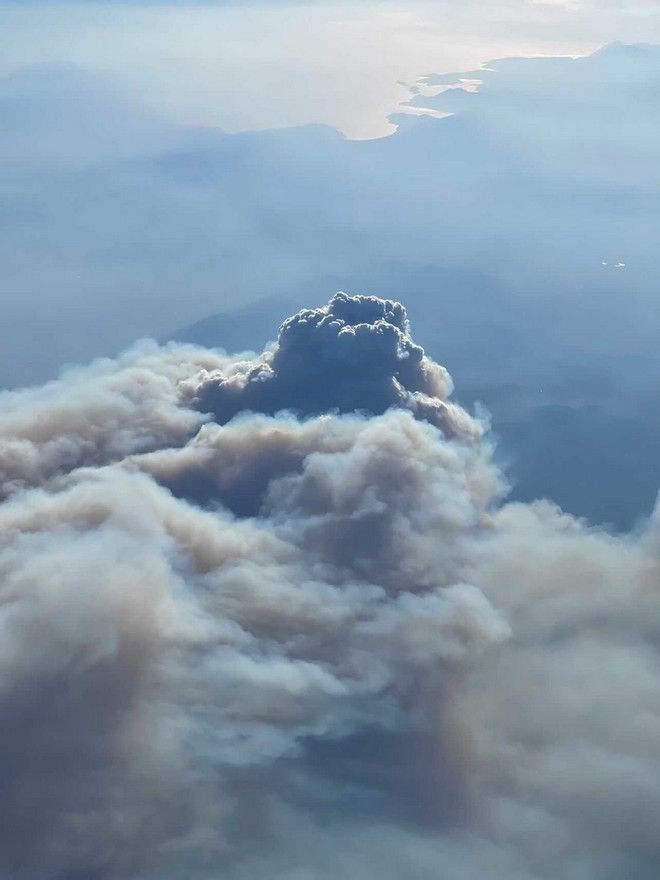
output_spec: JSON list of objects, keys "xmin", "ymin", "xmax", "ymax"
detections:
[{"xmin": 0, "ymin": 293, "xmax": 658, "ymax": 880}]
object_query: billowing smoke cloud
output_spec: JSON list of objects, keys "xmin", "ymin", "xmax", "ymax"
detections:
[
  {"xmin": 0, "ymin": 294, "xmax": 658, "ymax": 880},
  {"xmin": 192, "ymin": 292, "xmax": 480, "ymax": 441}
]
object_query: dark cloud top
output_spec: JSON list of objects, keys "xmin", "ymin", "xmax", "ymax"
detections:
[{"xmin": 194, "ymin": 292, "xmax": 477, "ymax": 440}]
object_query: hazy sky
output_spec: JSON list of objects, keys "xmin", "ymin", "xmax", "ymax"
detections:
[{"xmin": 1, "ymin": 1, "xmax": 659, "ymax": 136}]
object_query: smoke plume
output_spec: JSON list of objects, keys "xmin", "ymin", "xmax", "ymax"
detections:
[{"xmin": 0, "ymin": 293, "xmax": 658, "ymax": 880}]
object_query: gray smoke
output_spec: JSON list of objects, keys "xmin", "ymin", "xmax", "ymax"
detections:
[
  {"xmin": 193, "ymin": 292, "xmax": 480, "ymax": 441},
  {"xmin": 0, "ymin": 294, "xmax": 658, "ymax": 880}
]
